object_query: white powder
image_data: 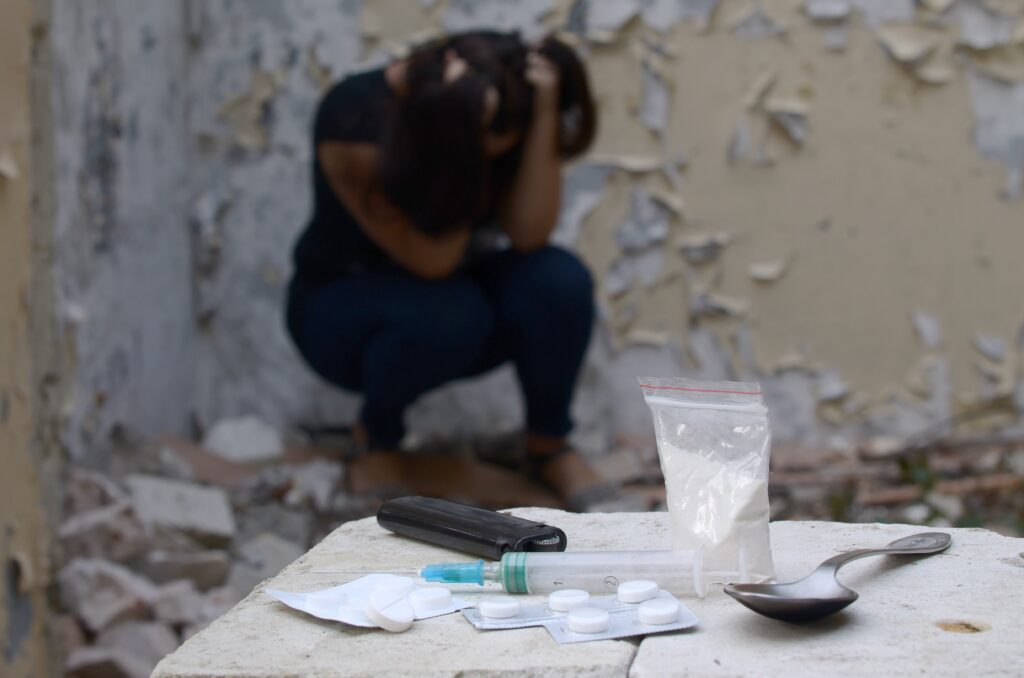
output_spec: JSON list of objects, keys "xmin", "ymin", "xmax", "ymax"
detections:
[{"xmin": 658, "ymin": 441, "xmax": 774, "ymax": 582}]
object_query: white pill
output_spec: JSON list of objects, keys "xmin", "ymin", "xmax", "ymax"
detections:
[
  {"xmin": 617, "ymin": 579, "xmax": 659, "ymax": 603},
  {"xmin": 365, "ymin": 587, "xmax": 415, "ymax": 632},
  {"xmin": 375, "ymin": 576, "xmax": 417, "ymax": 598},
  {"xmin": 479, "ymin": 596, "xmax": 521, "ymax": 619},
  {"xmin": 638, "ymin": 597, "xmax": 681, "ymax": 625},
  {"xmin": 548, "ymin": 589, "xmax": 590, "ymax": 612},
  {"xmin": 567, "ymin": 607, "xmax": 610, "ymax": 634},
  {"xmin": 408, "ymin": 587, "xmax": 452, "ymax": 617}
]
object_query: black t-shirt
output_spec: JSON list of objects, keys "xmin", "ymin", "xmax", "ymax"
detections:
[
  {"xmin": 292, "ymin": 68, "xmax": 394, "ymax": 281},
  {"xmin": 292, "ymin": 68, "xmax": 507, "ymax": 283}
]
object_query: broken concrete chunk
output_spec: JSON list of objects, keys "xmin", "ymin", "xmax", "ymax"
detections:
[
  {"xmin": 202, "ymin": 415, "xmax": 284, "ymax": 463},
  {"xmin": 973, "ymin": 333, "xmax": 1008, "ymax": 361},
  {"xmin": 926, "ymin": 491, "xmax": 965, "ymax": 521},
  {"xmin": 816, "ymin": 369, "xmax": 850, "ymax": 402},
  {"xmin": 97, "ymin": 622, "xmax": 179, "ymax": 670},
  {"xmin": 65, "ymin": 468, "xmax": 129, "ymax": 515},
  {"xmin": 142, "ymin": 550, "xmax": 230, "ymax": 591},
  {"xmin": 228, "ymin": 533, "xmax": 305, "ymax": 598},
  {"xmin": 876, "ymin": 24, "xmax": 944, "ymax": 64},
  {"xmin": 283, "ymin": 459, "xmax": 343, "ymax": 513},
  {"xmin": 58, "ymin": 502, "xmax": 149, "ymax": 563},
  {"xmin": 59, "ymin": 559, "xmax": 159, "ymax": 633},
  {"xmin": 66, "ymin": 646, "xmax": 153, "ymax": 678},
  {"xmin": 748, "ymin": 257, "xmax": 792, "ymax": 282},
  {"xmin": 804, "ymin": 0, "xmax": 852, "ymax": 22},
  {"xmin": 911, "ymin": 310, "xmax": 943, "ymax": 349},
  {"xmin": 963, "ymin": 44, "xmax": 1024, "ymax": 84},
  {"xmin": 127, "ymin": 475, "xmax": 236, "ymax": 544},
  {"xmin": 152, "ymin": 579, "xmax": 207, "ymax": 626},
  {"xmin": 678, "ymin": 232, "xmax": 732, "ymax": 265}
]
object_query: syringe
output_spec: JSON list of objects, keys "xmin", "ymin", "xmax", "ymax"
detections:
[{"xmin": 421, "ymin": 549, "xmax": 712, "ymax": 597}]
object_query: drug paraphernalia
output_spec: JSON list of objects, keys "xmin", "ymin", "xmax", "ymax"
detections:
[
  {"xmin": 266, "ymin": 574, "xmax": 471, "ymax": 631},
  {"xmin": 462, "ymin": 586, "xmax": 699, "ymax": 644},
  {"xmin": 377, "ymin": 496, "xmax": 568, "ymax": 559},
  {"xmin": 640, "ymin": 378, "xmax": 775, "ymax": 582},
  {"xmin": 421, "ymin": 548, "xmax": 715, "ymax": 597}
]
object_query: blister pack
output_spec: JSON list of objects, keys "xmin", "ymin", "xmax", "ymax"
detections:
[{"xmin": 462, "ymin": 581, "xmax": 699, "ymax": 644}]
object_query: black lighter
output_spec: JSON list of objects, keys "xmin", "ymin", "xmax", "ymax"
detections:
[{"xmin": 376, "ymin": 496, "xmax": 568, "ymax": 560}]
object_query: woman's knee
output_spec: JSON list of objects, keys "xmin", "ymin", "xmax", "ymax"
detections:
[{"xmin": 505, "ymin": 246, "xmax": 594, "ymax": 321}]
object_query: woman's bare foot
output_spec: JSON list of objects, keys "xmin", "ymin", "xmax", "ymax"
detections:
[
  {"xmin": 346, "ymin": 422, "xmax": 408, "ymax": 496},
  {"xmin": 347, "ymin": 451, "xmax": 407, "ymax": 495},
  {"xmin": 526, "ymin": 433, "xmax": 614, "ymax": 509}
]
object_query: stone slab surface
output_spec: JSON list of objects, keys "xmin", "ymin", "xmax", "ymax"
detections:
[{"xmin": 154, "ymin": 510, "xmax": 1024, "ymax": 677}]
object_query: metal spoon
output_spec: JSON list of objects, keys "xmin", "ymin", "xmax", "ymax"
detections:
[{"xmin": 724, "ymin": 532, "xmax": 951, "ymax": 622}]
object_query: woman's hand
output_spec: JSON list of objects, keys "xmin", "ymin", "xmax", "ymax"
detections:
[{"xmin": 525, "ymin": 51, "xmax": 559, "ymax": 111}]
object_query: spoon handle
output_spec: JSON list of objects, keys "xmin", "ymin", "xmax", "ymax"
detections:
[{"xmin": 819, "ymin": 532, "xmax": 951, "ymax": 572}]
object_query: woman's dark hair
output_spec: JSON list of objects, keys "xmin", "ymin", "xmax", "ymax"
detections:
[{"xmin": 379, "ymin": 31, "xmax": 597, "ymax": 236}]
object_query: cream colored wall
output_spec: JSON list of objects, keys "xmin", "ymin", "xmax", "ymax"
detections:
[{"xmin": 0, "ymin": 0, "xmax": 56, "ymax": 675}]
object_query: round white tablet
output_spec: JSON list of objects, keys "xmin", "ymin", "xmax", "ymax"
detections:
[
  {"xmin": 375, "ymin": 576, "xmax": 417, "ymax": 598},
  {"xmin": 408, "ymin": 587, "xmax": 452, "ymax": 617},
  {"xmin": 365, "ymin": 587, "xmax": 415, "ymax": 632},
  {"xmin": 567, "ymin": 607, "xmax": 610, "ymax": 634},
  {"xmin": 479, "ymin": 596, "xmax": 521, "ymax": 619},
  {"xmin": 617, "ymin": 579, "xmax": 659, "ymax": 603},
  {"xmin": 548, "ymin": 589, "xmax": 590, "ymax": 612},
  {"xmin": 638, "ymin": 597, "xmax": 681, "ymax": 625}
]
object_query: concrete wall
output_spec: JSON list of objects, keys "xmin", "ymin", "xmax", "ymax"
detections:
[
  {"xmin": 48, "ymin": 0, "xmax": 1024, "ymax": 463},
  {"xmin": 51, "ymin": 1, "xmax": 195, "ymax": 464},
  {"xmin": 1, "ymin": 0, "xmax": 61, "ymax": 674}
]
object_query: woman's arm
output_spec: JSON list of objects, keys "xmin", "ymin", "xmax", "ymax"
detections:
[
  {"xmin": 318, "ymin": 140, "xmax": 470, "ymax": 279},
  {"xmin": 499, "ymin": 53, "xmax": 562, "ymax": 252}
]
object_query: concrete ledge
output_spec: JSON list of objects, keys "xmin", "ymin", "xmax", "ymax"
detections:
[{"xmin": 154, "ymin": 510, "xmax": 1024, "ymax": 677}]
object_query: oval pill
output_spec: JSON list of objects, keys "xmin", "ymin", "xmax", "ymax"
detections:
[
  {"xmin": 617, "ymin": 579, "xmax": 659, "ymax": 603},
  {"xmin": 548, "ymin": 589, "xmax": 590, "ymax": 612},
  {"xmin": 479, "ymin": 596, "xmax": 521, "ymax": 619},
  {"xmin": 567, "ymin": 607, "xmax": 610, "ymax": 634},
  {"xmin": 638, "ymin": 597, "xmax": 681, "ymax": 625},
  {"xmin": 408, "ymin": 587, "xmax": 452, "ymax": 617},
  {"xmin": 365, "ymin": 587, "xmax": 415, "ymax": 633}
]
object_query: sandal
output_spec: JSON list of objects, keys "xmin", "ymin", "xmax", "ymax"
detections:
[{"xmin": 525, "ymin": 445, "xmax": 620, "ymax": 512}]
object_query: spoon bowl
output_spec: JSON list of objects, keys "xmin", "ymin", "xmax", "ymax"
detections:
[{"xmin": 724, "ymin": 532, "xmax": 951, "ymax": 623}]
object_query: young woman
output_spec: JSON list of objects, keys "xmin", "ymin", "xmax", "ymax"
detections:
[{"xmin": 286, "ymin": 31, "xmax": 611, "ymax": 509}]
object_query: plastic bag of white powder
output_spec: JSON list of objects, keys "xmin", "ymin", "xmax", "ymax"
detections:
[{"xmin": 640, "ymin": 377, "xmax": 775, "ymax": 583}]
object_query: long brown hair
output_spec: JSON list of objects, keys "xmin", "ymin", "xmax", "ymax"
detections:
[{"xmin": 379, "ymin": 31, "xmax": 597, "ymax": 236}]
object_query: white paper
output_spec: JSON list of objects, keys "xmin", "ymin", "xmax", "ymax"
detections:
[{"xmin": 266, "ymin": 574, "xmax": 471, "ymax": 628}]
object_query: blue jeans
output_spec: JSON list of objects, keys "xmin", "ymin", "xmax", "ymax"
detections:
[{"xmin": 286, "ymin": 246, "xmax": 595, "ymax": 449}]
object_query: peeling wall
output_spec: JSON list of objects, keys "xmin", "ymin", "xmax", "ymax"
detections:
[
  {"xmin": 52, "ymin": 1, "xmax": 195, "ymax": 463},
  {"xmin": 1, "ymin": 0, "xmax": 59, "ymax": 675},
  {"xmin": 50, "ymin": 0, "xmax": 1024, "ymax": 462}
]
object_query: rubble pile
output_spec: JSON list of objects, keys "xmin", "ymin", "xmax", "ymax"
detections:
[
  {"xmin": 58, "ymin": 414, "xmax": 1023, "ymax": 675},
  {"xmin": 59, "ymin": 417, "xmax": 367, "ymax": 678}
]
